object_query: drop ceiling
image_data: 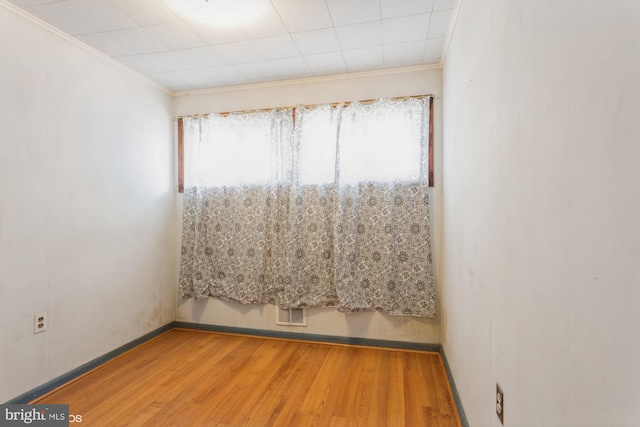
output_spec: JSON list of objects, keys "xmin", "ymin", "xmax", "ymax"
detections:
[{"xmin": 8, "ymin": 0, "xmax": 455, "ymax": 92}]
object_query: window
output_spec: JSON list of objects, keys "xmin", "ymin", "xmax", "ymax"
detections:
[
  {"xmin": 183, "ymin": 109, "xmax": 292, "ymax": 188},
  {"xmin": 297, "ymin": 99, "xmax": 429, "ymax": 185},
  {"xmin": 177, "ymin": 95, "xmax": 434, "ymax": 191},
  {"xmin": 178, "ymin": 96, "xmax": 437, "ymax": 318}
]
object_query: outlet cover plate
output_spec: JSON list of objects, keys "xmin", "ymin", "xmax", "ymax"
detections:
[{"xmin": 34, "ymin": 311, "xmax": 47, "ymax": 334}]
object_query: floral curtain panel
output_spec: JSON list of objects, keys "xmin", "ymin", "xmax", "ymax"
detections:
[
  {"xmin": 332, "ymin": 99, "xmax": 433, "ymax": 316},
  {"xmin": 179, "ymin": 97, "xmax": 435, "ymax": 317},
  {"xmin": 179, "ymin": 110, "xmax": 292, "ymax": 303}
]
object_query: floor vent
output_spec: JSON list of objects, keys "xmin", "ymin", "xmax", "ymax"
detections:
[{"xmin": 276, "ymin": 306, "xmax": 307, "ymax": 326}]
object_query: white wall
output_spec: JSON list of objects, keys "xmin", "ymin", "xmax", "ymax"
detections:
[
  {"xmin": 174, "ymin": 68, "xmax": 444, "ymax": 344},
  {"xmin": 0, "ymin": 5, "xmax": 176, "ymax": 402},
  {"xmin": 441, "ymin": 0, "xmax": 640, "ymax": 425}
]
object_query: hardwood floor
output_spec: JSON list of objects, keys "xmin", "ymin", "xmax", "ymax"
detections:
[{"xmin": 35, "ymin": 329, "xmax": 461, "ymax": 426}]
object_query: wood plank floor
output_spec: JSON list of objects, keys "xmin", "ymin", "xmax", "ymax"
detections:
[{"xmin": 35, "ymin": 329, "xmax": 461, "ymax": 427}]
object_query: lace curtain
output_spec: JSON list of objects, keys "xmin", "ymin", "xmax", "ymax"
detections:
[{"xmin": 179, "ymin": 97, "xmax": 435, "ymax": 317}]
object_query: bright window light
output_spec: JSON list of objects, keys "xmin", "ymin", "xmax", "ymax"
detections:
[
  {"xmin": 336, "ymin": 102, "xmax": 425, "ymax": 184},
  {"xmin": 183, "ymin": 98, "xmax": 428, "ymax": 189},
  {"xmin": 184, "ymin": 111, "xmax": 284, "ymax": 187},
  {"xmin": 297, "ymin": 105, "xmax": 338, "ymax": 185},
  {"xmin": 297, "ymin": 100, "xmax": 427, "ymax": 185}
]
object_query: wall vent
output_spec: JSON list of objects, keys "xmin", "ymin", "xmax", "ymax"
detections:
[{"xmin": 276, "ymin": 306, "xmax": 307, "ymax": 326}]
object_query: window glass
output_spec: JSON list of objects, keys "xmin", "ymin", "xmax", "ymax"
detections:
[
  {"xmin": 184, "ymin": 110, "xmax": 292, "ymax": 187},
  {"xmin": 336, "ymin": 98, "xmax": 427, "ymax": 184},
  {"xmin": 296, "ymin": 105, "xmax": 338, "ymax": 185},
  {"xmin": 183, "ymin": 98, "xmax": 428, "ymax": 188}
]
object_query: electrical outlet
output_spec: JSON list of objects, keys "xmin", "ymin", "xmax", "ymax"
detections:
[
  {"xmin": 496, "ymin": 383, "xmax": 504, "ymax": 425},
  {"xmin": 34, "ymin": 312, "xmax": 47, "ymax": 334}
]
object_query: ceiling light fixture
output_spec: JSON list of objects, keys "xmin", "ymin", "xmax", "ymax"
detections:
[{"xmin": 163, "ymin": 0, "xmax": 270, "ymax": 27}]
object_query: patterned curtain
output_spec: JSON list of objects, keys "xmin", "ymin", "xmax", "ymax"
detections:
[
  {"xmin": 178, "ymin": 110, "xmax": 293, "ymax": 303},
  {"xmin": 334, "ymin": 99, "xmax": 434, "ymax": 316},
  {"xmin": 179, "ymin": 97, "xmax": 435, "ymax": 317}
]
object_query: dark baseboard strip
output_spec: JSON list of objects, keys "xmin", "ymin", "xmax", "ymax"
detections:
[
  {"xmin": 6, "ymin": 322, "xmax": 175, "ymax": 404},
  {"xmin": 174, "ymin": 321, "xmax": 441, "ymax": 352},
  {"xmin": 439, "ymin": 347, "xmax": 469, "ymax": 427}
]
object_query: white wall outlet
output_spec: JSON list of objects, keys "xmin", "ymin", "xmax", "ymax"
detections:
[{"xmin": 34, "ymin": 311, "xmax": 47, "ymax": 334}]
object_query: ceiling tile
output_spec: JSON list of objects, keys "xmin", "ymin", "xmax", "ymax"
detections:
[
  {"xmin": 165, "ymin": 69, "xmax": 218, "ymax": 90},
  {"xmin": 304, "ymin": 51, "xmax": 347, "ymax": 76},
  {"xmin": 186, "ymin": 19, "xmax": 247, "ymax": 45},
  {"xmin": 291, "ymin": 28, "xmax": 340, "ymax": 55},
  {"xmin": 25, "ymin": 2, "xmax": 102, "ymax": 35},
  {"xmin": 146, "ymin": 69, "xmax": 202, "ymax": 91},
  {"xmin": 215, "ymin": 41, "xmax": 264, "ymax": 65},
  {"xmin": 251, "ymin": 35, "xmax": 300, "ymax": 61},
  {"xmin": 145, "ymin": 21, "xmax": 207, "ymax": 50},
  {"xmin": 325, "ymin": 0, "xmax": 381, "ymax": 26},
  {"xmin": 381, "ymin": 0, "xmax": 434, "ymax": 19},
  {"xmin": 107, "ymin": 0, "xmax": 179, "ymax": 26},
  {"xmin": 383, "ymin": 40, "xmax": 425, "ymax": 68},
  {"xmin": 433, "ymin": 0, "xmax": 455, "ymax": 12},
  {"xmin": 240, "ymin": 6, "xmax": 288, "ymax": 39},
  {"xmin": 203, "ymin": 66, "xmax": 251, "ymax": 88},
  {"xmin": 342, "ymin": 46, "xmax": 384, "ymax": 72},
  {"xmin": 161, "ymin": 0, "xmax": 272, "ymax": 27},
  {"xmin": 75, "ymin": 32, "xmax": 135, "ymax": 57},
  {"xmin": 234, "ymin": 61, "xmax": 280, "ymax": 83},
  {"xmin": 272, "ymin": 0, "xmax": 333, "ymax": 33},
  {"xmin": 69, "ymin": 0, "xmax": 138, "ymax": 33},
  {"xmin": 382, "ymin": 13, "xmax": 430, "ymax": 45},
  {"xmin": 177, "ymin": 45, "xmax": 229, "ymax": 69},
  {"xmin": 423, "ymin": 37, "xmax": 444, "ymax": 61},
  {"xmin": 116, "ymin": 50, "xmax": 189, "ymax": 74},
  {"xmin": 428, "ymin": 9, "xmax": 453, "ymax": 38},
  {"xmin": 107, "ymin": 27, "xmax": 169, "ymax": 55},
  {"xmin": 268, "ymin": 57, "xmax": 313, "ymax": 80},
  {"xmin": 335, "ymin": 21, "xmax": 382, "ymax": 50}
]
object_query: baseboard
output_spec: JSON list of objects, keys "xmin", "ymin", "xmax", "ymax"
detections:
[
  {"xmin": 5, "ymin": 322, "xmax": 175, "ymax": 404},
  {"xmin": 6, "ymin": 320, "xmax": 468, "ymax": 427},
  {"xmin": 439, "ymin": 347, "xmax": 469, "ymax": 427},
  {"xmin": 174, "ymin": 321, "xmax": 441, "ymax": 352}
]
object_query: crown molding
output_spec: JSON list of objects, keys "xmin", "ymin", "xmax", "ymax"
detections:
[
  {"xmin": 172, "ymin": 64, "xmax": 442, "ymax": 97},
  {"xmin": 439, "ymin": 0, "xmax": 463, "ymax": 67},
  {"xmin": 0, "ymin": 0, "xmax": 172, "ymax": 95}
]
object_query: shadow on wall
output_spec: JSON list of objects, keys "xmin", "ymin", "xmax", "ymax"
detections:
[
  {"xmin": 343, "ymin": 310, "xmax": 376, "ymax": 337},
  {"xmin": 181, "ymin": 296, "xmax": 381, "ymax": 334},
  {"xmin": 179, "ymin": 297, "xmax": 266, "ymax": 324}
]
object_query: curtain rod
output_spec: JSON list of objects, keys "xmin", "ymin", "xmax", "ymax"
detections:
[{"xmin": 175, "ymin": 94, "xmax": 434, "ymax": 120}]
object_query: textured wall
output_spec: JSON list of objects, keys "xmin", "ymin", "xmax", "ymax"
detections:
[
  {"xmin": 441, "ymin": 0, "xmax": 640, "ymax": 425},
  {"xmin": 0, "ymin": 4, "xmax": 176, "ymax": 402}
]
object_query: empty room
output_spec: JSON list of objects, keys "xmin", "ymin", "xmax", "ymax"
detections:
[{"xmin": 1, "ymin": 0, "xmax": 638, "ymax": 426}]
